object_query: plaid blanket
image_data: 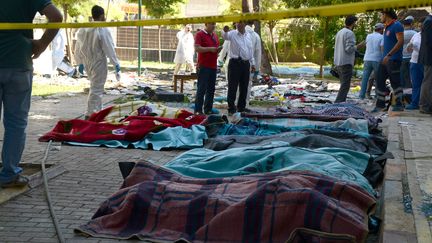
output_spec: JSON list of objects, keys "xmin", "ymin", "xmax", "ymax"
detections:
[
  {"xmin": 242, "ymin": 103, "xmax": 380, "ymax": 129},
  {"xmin": 76, "ymin": 162, "xmax": 376, "ymax": 242}
]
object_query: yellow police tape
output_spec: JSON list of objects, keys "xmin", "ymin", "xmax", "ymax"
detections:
[{"xmin": 0, "ymin": 0, "xmax": 430, "ymax": 30}]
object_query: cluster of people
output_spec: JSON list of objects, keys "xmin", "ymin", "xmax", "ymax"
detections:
[
  {"xmin": 333, "ymin": 9, "xmax": 432, "ymax": 114},
  {"xmin": 191, "ymin": 21, "xmax": 262, "ymax": 115}
]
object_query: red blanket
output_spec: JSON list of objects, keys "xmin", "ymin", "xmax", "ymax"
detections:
[
  {"xmin": 39, "ymin": 110, "xmax": 206, "ymax": 143},
  {"xmin": 75, "ymin": 162, "xmax": 376, "ymax": 242}
]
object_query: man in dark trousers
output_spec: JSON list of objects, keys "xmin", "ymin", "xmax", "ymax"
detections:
[
  {"xmin": 372, "ymin": 9, "xmax": 405, "ymax": 112},
  {"xmin": 222, "ymin": 21, "xmax": 256, "ymax": 115},
  {"xmin": 333, "ymin": 15, "xmax": 358, "ymax": 103},
  {"xmin": 0, "ymin": 1, "xmax": 62, "ymax": 187},
  {"xmin": 418, "ymin": 15, "xmax": 432, "ymax": 114},
  {"xmin": 194, "ymin": 22, "xmax": 220, "ymax": 115}
]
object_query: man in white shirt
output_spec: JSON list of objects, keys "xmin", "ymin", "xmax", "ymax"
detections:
[
  {"xmin": 237, "ymin": 21, "xmax": 262, "ymax": 109},
  {"xmin": 222, "ymin": 21, "xmax": 256, "ymax": 115},
  {"xmin": 333, "ymin": 15, "xmax": 358, "ymax": 103},
  {"xmin": 358, "ymin": 23, "xmax": 384, "ymax": 99},
  {"xmin": 401, "ymin": 16, "xmax": 417, "ymax": 88},
  {"xmin": 406, "ymin": 26, "xmax": 423, "ymax": 110}
]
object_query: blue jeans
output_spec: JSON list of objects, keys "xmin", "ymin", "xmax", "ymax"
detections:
[
  {"xmin": 409, "ymin": 62, "xmax": 424, "ymax": 107},
  {"xmin": 0, "ymin": 68, "xmax": 32, "ymax": 183},
  {"xmin": 359, "ymin": 61, "xmax": 379, "ymax": 99},
  {"xmin": 194, "ymin": 67, "xmax": 216, "ymax": 114}
]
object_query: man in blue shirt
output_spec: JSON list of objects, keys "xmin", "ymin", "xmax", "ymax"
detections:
[
  {"xmin": 372, "ymin": 9, "xmax": 405, "ymax": 112},
  {"xmin": 0, "ymin": 1, "xmax": 62, "ymax": 187}
]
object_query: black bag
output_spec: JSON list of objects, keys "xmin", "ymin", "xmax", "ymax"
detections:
[{"xmin": 330, "ymin": 66, "xmax": 339, "ymax": 78}]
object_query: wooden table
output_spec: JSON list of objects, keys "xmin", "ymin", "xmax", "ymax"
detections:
[{"xmin": 173, "ymin": 74, "xmax": 197, "ymax": 93}]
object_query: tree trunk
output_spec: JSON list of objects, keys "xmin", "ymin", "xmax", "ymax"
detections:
[
  {"xmin": 158, "ymin": 26, "xmax": 162, "ymax": 63},
  {"xmin": 242, "ymin": 0, "xmax": 251, "ymax": 13},
  {"xmin": 319, "ymin": 17, "xmax": 329, "ymax": 78},
  {"xmin": 261, "ymin": 41, "xmax": 273, "ymax": 75},
  {"xmin": 252, "ymin": 0, "xmax": 261, "ymax": 36},
  {"xmin": 63, "ymin": 4, "xmax": 73, "ymax": 63},
  {"xmin": 269, "ymin": 23, "xmax": 278, "ymax": 64}
]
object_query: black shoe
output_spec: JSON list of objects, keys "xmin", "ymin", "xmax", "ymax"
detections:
[
  {"xmin": 420, "ymin": 109, "xmax": 432, "ymax": 115},
  {"xmin": 238, "ymin": 108, "xmax": 252, "ymax": 113},
  {"xmin": 0, "ymin": 175, "xmax": 29, "ymax": 188},
  {"xmin": 204, "ymin": 110, "xmax": 218, "ymax": 115}
]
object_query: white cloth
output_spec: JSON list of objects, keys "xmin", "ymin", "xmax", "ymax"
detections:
[
  {"xmin": 409, "ymin": 32, "xmax": 422, "ymax": 63},
  {"xmin": 222, "ymin": 30, "xmax": 255, "ymax": 66},
  {"xmin": 173, "ymin": 30, "xmax": 195, "ymax": 64},
  {"xmin": 74, "ymin": 27, "xmax": 120, "ymax": 116},
  {"xmin": 333, "ymin": 27, "xmax": 356, "ymax": 66},
  {"xmin": 363, "ymin": 32, "xmax": 383, "ymax": 62},
  {"xmin": 51, "ymin": 30, "xmax": 66, "ymax": 74},
  {"xmin": 403, "ymin": 29, "xmax": 417, "ymax": 59},
  {"xmin": 245, "ymin": 25, "xmax": 262, "ymax": 71}
]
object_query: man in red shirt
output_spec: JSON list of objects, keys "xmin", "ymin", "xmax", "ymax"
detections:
[{"xmin": 194, "ymin": 23, "xmax": 220, "ymax": 115}]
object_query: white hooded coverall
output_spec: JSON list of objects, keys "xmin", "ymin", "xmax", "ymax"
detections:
[
  {"xmin": 75, "ymin": 27, "xmax": 120, "ymax": 116},
  {"xmin": 173, "ymin": 29, "xmax": 195, "ymax": 74}
]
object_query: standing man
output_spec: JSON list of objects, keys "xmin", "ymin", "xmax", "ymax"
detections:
[
  {"xmin": 173, "ymin": 24, "xmax": 195, "ymax": 75},
  {"xmin": 75, "ymin": 5, "xmax": 121, "ymax": 119},
  {"xmin": 372, "ymin": 9, "xmax": 405, "ymax": 112},
  {"xmin": 405, "ymin": 17, "xmax": 425, "ymax": 110},
  {"xmin": 241, "ymin": 21, "xmax": 262, "ymax": 109},
  {"xmin": 401, "ymin": 16, "xmax": 417, "ymax": 88},
  {"xmin": 194, "ymin": 22, "xmax": 220, "ymax": 115},
  {"xmin": 358, "ymin": 23, "xmax": 384, "ymax": 99},
  {"xmin": 222, "ymin": 21, "xmax": 256, "ymax": 115},
  {"xmin": 418, "ymin": 15, "xmax": 432, "ymax": 114},
  {"xmin": 0, "ymin": 0, "xmax": 62, "ymax": 187},
  {"xmin": 333, "ymin": 15, "xmax": 358, "ymax": 103}
]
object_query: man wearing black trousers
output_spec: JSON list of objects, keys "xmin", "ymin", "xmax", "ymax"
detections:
[{"xmin": 222, "ymin": 21, "xmax": 256, "ymax": 115}]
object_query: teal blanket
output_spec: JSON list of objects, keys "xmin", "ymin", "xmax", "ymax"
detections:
[
  {"xmin": 66, "ymin": 125, "xmax": 207, "ymax": 150},
  {"xmin": 165, "ymin": 141, "xmax": 375, "ymax": 196}
]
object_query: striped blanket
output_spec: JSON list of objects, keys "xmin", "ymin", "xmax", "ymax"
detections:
[{"xmin": 76, "ymin": 162, "xmax": 376, "ymax": 242}]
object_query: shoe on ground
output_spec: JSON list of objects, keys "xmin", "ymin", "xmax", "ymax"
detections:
[
  {"xmin": 0, "ymin": 175, "xmax": 29, "ymax": 188},
  {"xmin": 204, "ymin": 110, "xmax": 219, "ymax": 115},
  {"xmin": 392, "ymin": 106, "xmax": 404, "ymax": 112},
  {"xmin": 238, "ymin": 108, "xmax": 252, "ymax": 113},
  {"xmin": 228, "ymin": 110, "xmax": 236, "ymax": 116},
  {"xmin": 405, "ymin": 104, "xmax": 419, "ymax": 110},
  {"xmin": 420, "ymin": 109, "xmax": 432, "ymax": 114},
  {"xmin": 370, "ymin": 107, "xmax": 385, "ymax": 113}
]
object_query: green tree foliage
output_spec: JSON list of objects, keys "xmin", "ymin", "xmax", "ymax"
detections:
[
  {"xmin": 128, "ymin": 0, "xmax": 185, "ymax": 18},
  {"xmin": 281, "ymin": 0, "xmax": 378, "ymax": 65}
]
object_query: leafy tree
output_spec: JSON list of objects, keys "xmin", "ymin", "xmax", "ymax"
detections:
[
  {"xmin": 128, "ymin": 0, "xmax": 185, "ymax": 63},
  {"xmin": 281, "ymin": 0, "xmax": 376, "ymax": 77}
]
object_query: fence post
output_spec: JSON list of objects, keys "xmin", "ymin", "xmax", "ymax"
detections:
[{"xmin": 138, "ymin": 0, "xmax": 142, "ymax": 76}]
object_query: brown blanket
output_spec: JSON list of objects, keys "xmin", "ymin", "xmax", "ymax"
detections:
[{"xmin": 75, "ymin": 162, "xmax": 376, "ymax": 242}]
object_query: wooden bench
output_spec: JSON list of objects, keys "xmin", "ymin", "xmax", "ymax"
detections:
[{"xmin": 173, "ymin": 74, "xmax": 197, "ymax": 93}]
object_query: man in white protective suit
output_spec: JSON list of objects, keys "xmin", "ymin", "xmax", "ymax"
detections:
[
  {"xmin": 51, "ymin": 29, "xmax": 66, "ymax": 76},
  {"xmin": 74, "ymin": 5, "xmax": 121, "ymax": 119},
  {"xmin": 173, "ymin": 24, "xmax": 195, "ymax": 75}
]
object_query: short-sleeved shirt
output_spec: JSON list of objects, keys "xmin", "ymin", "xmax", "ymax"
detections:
[
  {"xmin": 383, "ymin": 21, "xmax": 404, "ymax": 61},
  {"xmin": 0, "ymin": 0, "xmax": 51, "ymax": 70},
  {"xmin": 403, "ymin": 29, "xmax": 417, "ymax": 59},
  {"xmin": 363, "ymin": 32, "xmax": 383, "ymax": 62},
  {"xmin": 195, "ymin": 30, "xmax": 219, "ymax": 69}
]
